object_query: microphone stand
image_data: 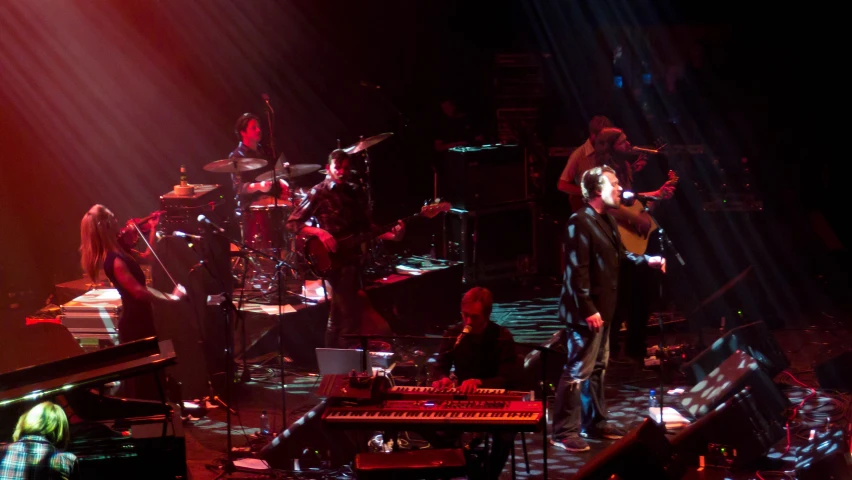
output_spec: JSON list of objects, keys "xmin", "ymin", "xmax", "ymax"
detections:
[
  {"xmin": 203, "ymin": 221, "xmax": 300, "ymax": 454},
  {"xmin": 638, "ymin": 199, "xmax": 685, "ymax": 431}
]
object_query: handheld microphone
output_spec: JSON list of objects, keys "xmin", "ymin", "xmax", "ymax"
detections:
[
  {"xmin": 621, "ymin": 191, "xmax": 660, "ymax": 207},
  {"xmin": 631, "ymin": 146, "xmax": 662, "ymax": 155},
  {"xmin": 261, "ymin": 93, "xmax": 274, "ymax": 114},
  {"xmin": 173, "ymin": 231, "xmax": 203, "ymax": 242},
  {"xmin": 197, "ymin": 214, "xmax": 226, "ymax": 234},
  {"xmin": 454, "ymin": 325, "xmax": 472, "ymax": 348}
]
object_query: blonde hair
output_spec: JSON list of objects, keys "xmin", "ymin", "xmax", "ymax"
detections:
[
  {"xmin": 80, "ymin": 204, "xmax": 121, "ymax": 282},
  {"xmin": 13, "ymin": 401, "xmax": 70, "ymax": 449}
]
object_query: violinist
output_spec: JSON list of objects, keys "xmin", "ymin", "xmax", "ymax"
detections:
[{"xmin": 80, "ymin": 204, "xmax": 186, "ymax": 399}]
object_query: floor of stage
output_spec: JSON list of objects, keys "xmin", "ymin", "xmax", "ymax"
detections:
[
  {"xmin": 2, "ymin": 277, "xmax": 850, "ymax": 479},
  {"xmin": 177, "ymin": 279, "xmax": 852, "ymax": 480}
]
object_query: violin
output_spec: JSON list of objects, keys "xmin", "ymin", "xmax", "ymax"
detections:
[{"xmin": 117, "ymin": 210, "xmax": 165, "ymax": 250}]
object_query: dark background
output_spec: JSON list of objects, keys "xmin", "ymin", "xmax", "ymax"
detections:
[{"xmin": 1, "ymin": 0, "xmax": 847, "ymax": 323}]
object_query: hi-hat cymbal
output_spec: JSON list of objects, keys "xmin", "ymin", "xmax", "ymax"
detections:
[
  {"xmin": 254, "ymin": 164, "xmax": 322, "ymax": 182},
  {"xmin": 343, "ymin": 132, "xmax": 393, "ymax": 154},
  {"xmin": 203, "ymin": 157, "xmax": 268, "ymax": 173}
]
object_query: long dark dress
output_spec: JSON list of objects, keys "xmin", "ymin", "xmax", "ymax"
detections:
[{"xmin": 103, "ymin": 249, "xmax": 160, "ymax": 400}]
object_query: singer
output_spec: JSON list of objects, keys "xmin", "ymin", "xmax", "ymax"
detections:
[
  {"xmin": 550, "ymin": 167, "xmax": 665, "ymax": 453},
  {"xmin": 429, "ymin": 287, "xmax": 518, "ymax": 479},
  {"xmin": 80, "ymin": 205, "xmax": 186, "ymax": 399}
]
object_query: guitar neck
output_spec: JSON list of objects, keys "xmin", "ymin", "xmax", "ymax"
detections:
[{"xmin": 338, "ymin": 213, "xmax": 419, "ymax": 248}]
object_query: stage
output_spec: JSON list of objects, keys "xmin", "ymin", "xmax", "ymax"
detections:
[{"xmin": 167, "ymin": 280, "xmax": 852, "ymax": 480}]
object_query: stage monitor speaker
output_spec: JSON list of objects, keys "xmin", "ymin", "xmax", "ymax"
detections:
[
  {"xmin": 354, "ymin": 448, "xmax": 468, "ymax": 480},
  {"xmin": 815, "ymin": 350, "xmax": 852, "ymax": 393},
  {"xmin": 795, "ymin": 429, "xmax": 852, "ymax": 480},
  {"xmin": 678, "ymin": 350, "xmax": 789, "ymax": 423},
  {"xmin": 259, "ymin": 400, "xmax": 359, "ymax": 469},
  {"xmin": 669, "ymin": 385, "xmax": 786, "ymax": 471},
  {"xmin": 680, "ymin": 320, "xmax": 789, "ymax": 385},
  {"xmin": 573, "ymin": 418, "xmax": 674, "ymax": 480}
]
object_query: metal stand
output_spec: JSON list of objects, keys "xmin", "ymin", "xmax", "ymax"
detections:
[{"xmin": 642, "ymin": 201, "xmax": 685, "ymax": 430}]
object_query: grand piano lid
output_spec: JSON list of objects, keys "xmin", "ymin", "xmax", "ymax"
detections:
[{"xmin": 0, "ymin": 337, "xmax": 176, "ymax": 407}]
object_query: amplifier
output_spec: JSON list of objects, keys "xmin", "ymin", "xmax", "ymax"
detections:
[
  {"xmin": 159, "ymin": 184, "xmax": 227, "ymax": 234},
  {"xmin": 439, "ymin": 145, "xmax": 527, "ymax": 210}
]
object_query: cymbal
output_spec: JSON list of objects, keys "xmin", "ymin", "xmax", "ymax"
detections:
[
  {"xmin": 343, "ymin": 132, "xmax": 393, "ymax": 154},
  {"xmin": 203, "ymin": 157, "xmax": 268, "ymax": 173},
  {"xmin": 254, "ymin": 164, "xmax": 322, "ymax": 182}
]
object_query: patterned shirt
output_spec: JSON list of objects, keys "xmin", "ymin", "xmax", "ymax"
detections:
[
  {"xmin": 286, "ymin": 177, "xmax": 371, "ymax": 237},
  {"xmin": 0, "ymin": 436, "xmax": 79, "ymax": 480}
]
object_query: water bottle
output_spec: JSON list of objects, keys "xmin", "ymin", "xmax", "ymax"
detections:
[
  {"xmin": 260, "ymin": 410, "xmax": 270, "ymax": 436},
  {"xmin": 649, "ymin": 389, "xmax": 659, "ymax": 409}
]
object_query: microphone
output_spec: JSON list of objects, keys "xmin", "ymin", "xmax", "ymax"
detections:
[
  {"xmin": 197, "ymin": 214, "xmax": 226, "ymax": 234},
  {"xmin": 454, "ymin": 324, "xmax": 472, "ymax": 348},
  {"xmin": 632, "ymin": 146, "xmax": 662, "ymax": 155},
  {"xmin": 359, "ymin": 80, "xmax": 381, "ymax": 90},
  {"xmin": 261, "ymin": 93, "xmax": 274, "ymax": 114},
  {"xmin": 173, "ymin": 231, "xmax": 203, "ymax": 242},
  {"xmin": 621, "ymin": 191, "xmax": 659, "ymax": 207}
]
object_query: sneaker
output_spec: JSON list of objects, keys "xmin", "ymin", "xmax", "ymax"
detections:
[
  {"xmin": 581, "ymin": 424, "xmax": 627, "ymax": 440},
  {"xmin": 550, "ymin": 434, "xmax": 590, "ymax": 452}
]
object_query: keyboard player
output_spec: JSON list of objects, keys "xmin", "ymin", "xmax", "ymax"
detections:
[{"xmin": 430, "ymin": 287, "xmax": 520, "ymax": 480}]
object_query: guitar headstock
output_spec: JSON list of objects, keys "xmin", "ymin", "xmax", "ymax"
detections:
[{"xmin": 420, "ymin": 200, "xmax": 452, "ymax": 219}]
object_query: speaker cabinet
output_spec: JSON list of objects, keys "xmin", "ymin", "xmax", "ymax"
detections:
[
  {"xmin": 439, "ymin": 145, "xmax": 527, "ymax": 210},
  {"xmin": 680, "ymin": 320, "xmax": 789, "ymax": 385},
  {"xmin": 815, "ymin": 350, "xmax": 852, "ymax": 392},
  {"xmin": 573, "ymin": 418, "xmax": 673, "ymax": 480}
]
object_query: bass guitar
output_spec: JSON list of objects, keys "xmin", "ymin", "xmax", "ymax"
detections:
[
  {"xmin": 302, "ymin": 200, "xmax": 451, "ymax": 278},
  {"xmin": 616, "ymin": 170, "xmax": 678, "ymax": 255}
]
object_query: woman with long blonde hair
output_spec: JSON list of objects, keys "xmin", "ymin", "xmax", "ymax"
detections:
[{"xmin": 79, "ymin": 205, "xmax": 185, "ymax": 398}]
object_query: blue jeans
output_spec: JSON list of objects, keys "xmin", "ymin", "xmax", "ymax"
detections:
[{"xmin": 551, "ymin": 321, "xmax": 612, "ymax": 439}]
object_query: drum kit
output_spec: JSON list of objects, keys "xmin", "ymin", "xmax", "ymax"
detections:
[{"xmin": 201, "ymin": 132, "xmax": 394, "ymax": 296}]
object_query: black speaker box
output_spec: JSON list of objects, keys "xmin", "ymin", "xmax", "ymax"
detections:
[
  {"xmin": 795, "ymin": 429, "xmax": 852, "ymax": 480},
  {"xmin": 678, "ymin": 350, "xmax": 789, "ymax": 423},
  {"xmin": 439, "ymin": 144, "xmax": 527, "ymax": 210},
  {"xmin": 670, "ymin": 386, "xmax": 786, "ymax": 471},
  {"xmin": 680, "ymin": 320, "xmax": 789, "ymax": 385},
  {"xmin": 573, "ymin": 418, "xmax": 674, "ymax": 480},
  {"xmin": 815, "ymin": 350, "xmax": 852, "ymax": 393}
]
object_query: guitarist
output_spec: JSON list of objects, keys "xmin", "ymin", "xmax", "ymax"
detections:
[
  {"xmin": 557, "ymin": 115, "xmax": 614, "ymax": 213},
  {"xmin": 592, "ymin": 127, "xmax": 675, "ymax": 365},
  {"xmin": 286, "ymin": 149, "xmax": 405, "ymax": 348}
]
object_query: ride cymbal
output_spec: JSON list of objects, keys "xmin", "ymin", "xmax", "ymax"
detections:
[
  {"xmin": 203, "ymin": 157, "xmax": 268, "ymax": 173},
  {"xmin": 342, "ymin": 132, "xmax": 393, "ymax": 154},
  {"xmin": 254, "ymin": 164, "xmax": 322, "ymax": 182}
]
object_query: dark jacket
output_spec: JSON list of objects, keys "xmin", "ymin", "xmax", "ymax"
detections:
[{"xmin": 560, "ymin": 204, "xmax": 649, "ymax": 328}]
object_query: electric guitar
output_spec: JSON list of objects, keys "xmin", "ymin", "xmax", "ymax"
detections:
[
  {"xmin": 616, "ymin": 170, "xmax": 678, "ymax": 255},
  {"xmin": 301, "ymin": 200, "xmax": 451, "ymax": 278}
]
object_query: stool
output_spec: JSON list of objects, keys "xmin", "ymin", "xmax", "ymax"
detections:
[{"xmin": 354, "ymin": 448, "xmax": 468, "ymax": 480}]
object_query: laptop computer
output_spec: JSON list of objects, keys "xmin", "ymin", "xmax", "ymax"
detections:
[{"xmin": 315, "ymin": 348, "xmax": 367, "ymax": 375}]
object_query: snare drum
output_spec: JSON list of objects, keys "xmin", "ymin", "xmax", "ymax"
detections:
[{"xmin": 242, "ymin": 205, "xmax": 289, "ymax": 251}]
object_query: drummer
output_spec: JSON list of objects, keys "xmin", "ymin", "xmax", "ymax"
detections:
[{"xmin": 228, "ymin": 112, "xmax": 288, "ymax": 214}]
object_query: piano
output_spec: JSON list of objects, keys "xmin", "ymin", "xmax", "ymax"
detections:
[
  {"xmin": 0, "ymin": 328, "xmax": 186, "ymax": 480},
  {"xmin": 323, "ymin": 399, "xmax": 542, "ymax": 432}
]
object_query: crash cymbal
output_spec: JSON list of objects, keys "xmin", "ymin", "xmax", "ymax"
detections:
[
  {"xmin": 342, "ymin": 132, "xmax": 393, "ymax": 154},
  {"xmin": 254, "ymin": 164, "xmax": 322, "ymax": 182},
  {"xmin": 203, "ymin": 157, "xmax": 268, "ymax": 173}
]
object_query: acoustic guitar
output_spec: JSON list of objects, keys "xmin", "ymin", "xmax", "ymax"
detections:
[
  {"xmin": 302, "ymin": 200, "xmax": 451, "ymax": 278},
  {"xmin": 616, "ymin": 170, "xmax": 678, "ymax": 255}
]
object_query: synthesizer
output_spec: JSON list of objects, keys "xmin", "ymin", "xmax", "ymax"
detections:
[
  {"xmin": 386, "ymin": 386, "xmax": 533, "ymax": 401},
  {"xmin": 323, "ymin": 399, "xmax": 543, "ymax": 432}
]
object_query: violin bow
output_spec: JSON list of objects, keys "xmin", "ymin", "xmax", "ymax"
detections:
[{"xmin": 129, "ymin": 220, "xmax": 180, "ymax": 289}]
